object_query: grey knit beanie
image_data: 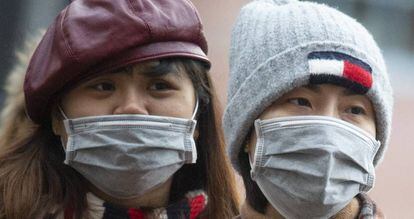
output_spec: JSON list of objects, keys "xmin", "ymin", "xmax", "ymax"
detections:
[{"xmin": 223, "ymin": 0, "xmax": 393, "ymax": 173}]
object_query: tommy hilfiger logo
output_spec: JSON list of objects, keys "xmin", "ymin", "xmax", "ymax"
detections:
[{"xmin": 308, "ymin": 51, "xmax": 373, "ymax": 94}]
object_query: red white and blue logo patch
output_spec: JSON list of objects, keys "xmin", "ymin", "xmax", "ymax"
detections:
[{"xmin": 308, "ymin": 51, "xmax": 373, "ymax": 94}]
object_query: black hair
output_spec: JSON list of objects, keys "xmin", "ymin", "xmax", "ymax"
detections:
[{"xmin": 238, "ymin": 135, "xmax": 268, "ymax": 213}]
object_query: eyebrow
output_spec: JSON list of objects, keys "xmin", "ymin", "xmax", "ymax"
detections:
[
  {"xmin": 111, "ymin": 63, "xmax": 182, "ymax": 79},
  {"xmin": 112, "ymin": 66, "xmax": 133, "ymax": 75},
  {"xmin": 341, "ymin": 88, "xmax": 358, "ymax": 96},
  {"xmin": 302, "ymin": 84, "xmax": 321, "ymax": 93}
]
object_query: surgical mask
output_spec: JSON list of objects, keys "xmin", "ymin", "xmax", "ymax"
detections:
[
  {"xmin": 250, "ymin": 116, "xmax": 380, "ymax": 219},
  {"xmin": 60, "ymin": 100, "xmax": 199, "ymax": 199}
]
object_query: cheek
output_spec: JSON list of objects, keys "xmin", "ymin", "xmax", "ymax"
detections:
[
  {"xmin": 150, "ymin": 98, "xmax": 194, "ymax": 118},
  {"xmin": 61, "ymin": 93, "xmax": 112, "ymax": 118},
  {"xmin": 365, "ymin": 110, "xmax": 377, "ymax": 138},
  {"xmin": 151, "ymin": 87, "xmax": 196, "ymax": 119},
  {"xmin": 361, "ymin": 119, "xmax": 377, "ymax": 138},
  {"xmin": 259, "ymin": 103, "xmax": 300, "ymax": 120}
]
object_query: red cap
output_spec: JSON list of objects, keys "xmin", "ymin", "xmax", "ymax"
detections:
[{"xmin": 24, "ymin": 0, "xmax": 210, "ymax": 124}]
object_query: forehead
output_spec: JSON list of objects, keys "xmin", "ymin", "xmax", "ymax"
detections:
[
  {"xmin": 287, "ymin": 84, "xmax": 361, "ymax": 96},
  {"xmin": 78, "ymin": 59, "xmax": 188, "ymax": 85},
  {"xmin": 59, "ymin": 60, "xmax": 188, "ymax": 96}
]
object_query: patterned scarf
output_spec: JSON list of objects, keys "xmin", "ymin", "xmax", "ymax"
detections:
[{"xmin": 64, "ymin": 190, "xmax": 208, "ymax": 219}]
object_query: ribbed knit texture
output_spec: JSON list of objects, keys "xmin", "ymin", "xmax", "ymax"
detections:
[{"xmin": 224, "ymin": 0, "xmax": 393, "ymax": 173}]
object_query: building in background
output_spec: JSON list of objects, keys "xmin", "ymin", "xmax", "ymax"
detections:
[{"xmin": 1, "ymin": 0, "xmax": 413, "ymax": 217}]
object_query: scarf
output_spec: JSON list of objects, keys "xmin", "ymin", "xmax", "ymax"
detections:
[{"xmin": 64, "ymin": 190, "xmax": 208, "ymax": 219}]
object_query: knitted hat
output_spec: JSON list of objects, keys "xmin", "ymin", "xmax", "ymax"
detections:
[
  {"xmin": 24, "ymin": 0, "xmax": 209, "ymax": 124},
  {"xmin": 223, "ymin": 0, "xmax": 393, "ymax": 173}
]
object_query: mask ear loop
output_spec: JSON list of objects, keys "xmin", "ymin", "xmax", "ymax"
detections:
[
  {"xmin": 190, "ymin": 94, "xmax": 199, "ymax": 121},
  {"xmin": 58, "ymin": 105, "xmax": 69, "ymax": 120},
  {"xmin": 57, "ymin": 105, "xmax": 70, "ymax": 152},
  {"xmin": 188, "ymin": 94, "xmax": 199, "ymax": 163},
  {"xmin": 248, "ymin": 149, "xmax": 254, "ymax": 168}
]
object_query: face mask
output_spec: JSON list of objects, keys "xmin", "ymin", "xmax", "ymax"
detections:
[
  {"xmin": 250, "ymin": 116, "xmax": 380, "ymax": 218},
  {"xmin": 60, "ymin": 100, "xmax": 199, "ymax": 199}
]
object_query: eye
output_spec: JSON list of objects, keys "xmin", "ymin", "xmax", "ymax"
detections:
[
  {"xmin": 345, "ymin": 106, "xmax": 366, "ymax": 115},
  {"xmin": 149, "ymin": 81, "xmax": 172, "ymax": 91},
  {"xmin": 91, "ymin": 82, "xmax": 115, "ymax": 91},
  {"xmin": 288, "ymin": 97, "xmax": 312, "ymax": 108}
]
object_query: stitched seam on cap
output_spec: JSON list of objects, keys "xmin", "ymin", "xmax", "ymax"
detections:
[
  {"xmin": 60, "ymin": 7, "xmax": 80, "ymax": 63},
  {"xmin": 127, "ymin": 0, "xmax": 152, "ymax": 39},
  {"xmin": 93, "ymin": 50, "xmax": 206, "ymax": 73}
]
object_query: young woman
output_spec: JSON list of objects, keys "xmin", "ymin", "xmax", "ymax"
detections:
[
  {"xmin": 0, "ymin": 1, "xmax": 239, "ymax": 218},
  {"xmin": 224, "ymin": 0, "xmax": 392, "ymax": 218}
]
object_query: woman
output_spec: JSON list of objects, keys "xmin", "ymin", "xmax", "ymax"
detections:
[
  {"xmin": 223, "ymin": 0, "xmax": 392, "ymax": 218},
  {"xmin": 0, "ymin": 0, "xmax": 239, "ymax": 218}
]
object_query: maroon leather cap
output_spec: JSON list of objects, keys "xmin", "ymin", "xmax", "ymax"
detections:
[{"xmin": 24, "ymin": 0, "xmax": 210, "ymax": 124}]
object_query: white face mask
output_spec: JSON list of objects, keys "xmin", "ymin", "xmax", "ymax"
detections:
[
  {"xmin": 250, "ymin": 116, "xmax": 380, "ymax": 218},
  {"xmin": 60, "ymin": 100, "xmax": 199, "ymax": 199}
]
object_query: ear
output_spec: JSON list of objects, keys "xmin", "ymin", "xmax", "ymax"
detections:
[
  {"xmin": 244, "ymin": 143, "xmax": 250, "ymax": 153},
  {"xmin": 193, "ymin": 126, "xmax": 199, "ymax": 141},
  {"xmin": 51, "ymin": 118, "xmax": 61, "ymax": 136}
]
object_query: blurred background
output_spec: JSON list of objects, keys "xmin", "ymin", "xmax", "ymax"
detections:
[{"xmin": 1, "ymin": 0, "xmax": 413, "ymax": 217}]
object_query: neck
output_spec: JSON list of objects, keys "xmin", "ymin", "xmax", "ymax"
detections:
[{"xmin": 240, "ymin": 198, "xmax": 360, "ymax": 219}]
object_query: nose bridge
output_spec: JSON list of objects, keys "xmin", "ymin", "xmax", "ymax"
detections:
[
  {"xmin": 114, "ymin": 85, "xmax": 148, "ymax": 115},
  {"xmin": 316, "ymin": 94, "xmax": 339, "ymax": 118}
]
